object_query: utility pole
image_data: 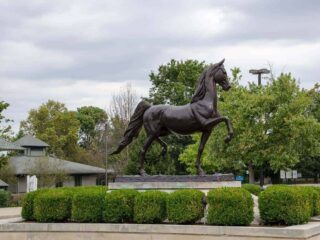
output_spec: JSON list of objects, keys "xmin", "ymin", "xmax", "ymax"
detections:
[
  {"xmin": 249, "ymin": 68, "xmax": 270, "ymax": 188},
  {"xmin": 105, "ymin": 122, "xmax": 108, "ymax": 188}
]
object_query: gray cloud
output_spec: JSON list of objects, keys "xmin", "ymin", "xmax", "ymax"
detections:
[{"xmin": 0, "ymin": 0, "xmax": 319, "ymax": 132}]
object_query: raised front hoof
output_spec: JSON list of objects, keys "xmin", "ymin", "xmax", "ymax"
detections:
[
  {"xmin": 139, "ymin": 169, "xmax": 149, "ymax": 176},
  {"xmin": 197, "ymin": 168, "xmax": 206, "ymax": 176}
]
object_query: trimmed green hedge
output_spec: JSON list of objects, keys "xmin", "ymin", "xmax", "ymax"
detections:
[
  {"xmin": 167, "ymin": 189, "xmax": 205, "ymax": 224},
  {"xmin": 207, "ymin": 187, "xmax": 253, "ymax": 226},
  {"xmin": 312, "ymin": 187, "xmax": 320, "ymax": 216},
  {"xmin": 0, "ymin": 190, "xmax": 11, "ymax": 208},
  {"xmin": 104, "ymin": 189, "xmax": 139, "ymax": 223},
  {"xmin": 259, "ymin": 185, "xmax": 311, "ymax": 225},
  {"xmin": 242, "ymin": 184, "xmax": 262, "ymax": 196},
  {"xmin": 134, "ymin": 190, "xmax": 168, "ymax": 224},
  {"xmin": 34, "ymin": 190, "xmax": 72, "ymax": 222},
  {"xmin": 72, "ymin": 187, "xmax": 105, "ymax": 222}
]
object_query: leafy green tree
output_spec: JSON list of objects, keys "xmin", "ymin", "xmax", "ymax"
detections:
[
  {"xmin": 0, "ymin": 100, "xmax": 12, "ymax": 138},
  {"xmin": 20, "ymin": 100, "xmax": 81, "ymax": 161},
  {"xmin": 77, "ymin": 106, "xmax": 108, "ymax": 149},
  {"xmin": 180, "ymin": 72, "xmax": 320, "ymax": 180}
]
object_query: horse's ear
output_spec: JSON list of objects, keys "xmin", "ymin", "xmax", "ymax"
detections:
[{"xmin": 218, "ymin": 58, "xmax": 225, "ymax": 66}]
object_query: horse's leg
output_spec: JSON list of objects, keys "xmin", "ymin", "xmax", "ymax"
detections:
[
  {"xmin": 196, "ymin": 131, "xmax": 210, "ymax": 176},
  {"xmin": 139, "ymin": 135, "xmax": 156, "ymax": 176},
  {"xmin": 205, "ymin": 116, "xmax": 234, "ymax": 143},
  {"xmin": 156, "ymin": 138, "xmax": 167, "ymax": 157}
]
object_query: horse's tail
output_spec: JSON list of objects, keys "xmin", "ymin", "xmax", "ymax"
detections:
[{"xmin": 110, "ymin": 101, "xmax": 151, "ymax": 155}]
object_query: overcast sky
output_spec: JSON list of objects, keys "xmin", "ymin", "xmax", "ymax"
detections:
[{"xmin": 1, "ymin": 0, "xmax": 320, "ymax": 133}]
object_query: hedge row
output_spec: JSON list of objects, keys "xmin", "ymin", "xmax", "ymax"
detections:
[
  {"xmin": 22, "ymin": 187, "xmax": 254, "ymax": 225},
  {"xmin": 259, "ymin": 185, "xmax": 320, "ymax": 225},
  {"xmin": 242, "ymin": 184, "xmax": 262, "ymax": 196},
  {"xmin": 22, "ymin": 186, "xmax": 320, "ymax": 226}
]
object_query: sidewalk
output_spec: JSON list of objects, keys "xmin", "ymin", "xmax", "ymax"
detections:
[{"xmin": 0, "ymin": 207, "xmax": 21, "ymax": 219}]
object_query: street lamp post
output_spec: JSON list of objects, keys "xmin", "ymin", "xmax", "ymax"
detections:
[
  {"xmin": 249, "ymin": 68, "xmax": 270, "ymax": 188},
  {"xmin": 105, "ymin": 122, "xmax": 108, "ymax": 188}
]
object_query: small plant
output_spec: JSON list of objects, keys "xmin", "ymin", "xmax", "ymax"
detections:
[
  {"xmin": 242, "ymin": 184, "xmax": 262, "ymax": 196},
  {"xmin": 72, "ymin": 187, "xmax": 106, "ymax": 222},
  {"xmin": 134, "ymin": 190, "xmax": 168, "ymax": 224},
  {"xmin": 33, "ymin": 190, "xmax": 72, "ymax": 222},
  {"xmin": 259, "ymin": 185, "xmax": 311, "ymax": 225},
  {"xmin": 207, "ymin": 187, "xmax": 253, "ymax": 226},
  {"xmin": 0, "ymin": 190, "xmax": 11, "ymax": 208},
  {"xmin": 167, "ymin": 189, "xmax": 205, "ymax": 224},
  {"xmin": 104, "ymin": 189, "xmax": 139, "ymax": 223}
]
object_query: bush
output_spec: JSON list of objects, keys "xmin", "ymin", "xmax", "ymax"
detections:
[
  {"xmin": 21, "ymin": 191, "xmax": 39, "ymax": 220},
  {"xmin": 259, "ymin": 185, "xmax": 311, "ymax": 225},
  {"xmin": 207, "ymin": 187, "xmax": 253, "ymax": 226},
  {"xmin": 72, "ymin": 187, "xmax": 106, "ymax": 222},
  {"xmin": 0, "ymin": 190, "xmax": 11, "ymax": 207},
  {"xmin": 134, "ymin": 190, "xmax": 168, "ymax": 223},
  {"xmin": 104, "ymin": 189, "xmax": 139, "ymax": 223},
  {"xmin": 167, "ymin": 189, "xmax": 205, "ymax": 224},
  {"xmin": 242, "ymin": 184, "xmax": 262, "ymax": 196},
  {"xmin": 297, "ymin": 186, "xmax": 320, "ymax": 217},
  {"xmin": 34, "ymin": 190, "xmax": 72, "ymax": 222}
]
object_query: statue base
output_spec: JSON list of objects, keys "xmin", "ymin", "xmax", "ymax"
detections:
[{"xmin": 108, "ymin": 174, "xmax": 240, "ymax": 193}]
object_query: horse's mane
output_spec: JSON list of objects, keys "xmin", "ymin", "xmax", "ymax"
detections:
[{"xmin": 191, "ymin": 70, "xmax": 206, "ymax": 103}]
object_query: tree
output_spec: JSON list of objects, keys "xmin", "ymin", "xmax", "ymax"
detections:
[
  {"xmin": 108, "ymin": 84, "xmax": 139, "ymax": 174},
  {"xmin": 180, "ymin": 72, "xmax": 320, "ymax": 181},
  {"xmin": 0, "ymin": 100, "xmax": 12, "ymax": 138},
  {"xmin": 77, "ymin": 106, "xmax": 108, "ymax": 149},
  {"xmin": 20, "ymin": 100, "xmax": 81, "ymax": 161},
  {"xmin": 147, "ymin": 59, "xmax": 207, "ymax": 174}
]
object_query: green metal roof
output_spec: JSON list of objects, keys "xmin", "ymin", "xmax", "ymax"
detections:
[
  {"xmin": 0, "ymin": 137, "xmax": 25, "ymax": 151},
  {"xmin": 14, "ymin": 135, "xmax": 49, "ymax": 147}
]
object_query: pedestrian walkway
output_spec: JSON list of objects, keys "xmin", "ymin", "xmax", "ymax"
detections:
[{"xmin": 0, "ymin": 207, "xmax": 21, "ymax": 220}]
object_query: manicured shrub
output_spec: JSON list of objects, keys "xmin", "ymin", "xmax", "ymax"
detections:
[
  {"xmin": 0, "ymin": 190, "xmax": 11, "ymax": 207},
  {"xmin": 21, "ymin": 191, "xmax": 39, "ymax": 220},
  {"xmin": 34, "ymin": 190, "xmax": 72, "ymax": 222},
  {"xmin": 71, "ymin": 187, "xmax": 106, "ymax": 222},
  {"xmin": 297, "ymin": 186, "xmax": 320, "ymax": 217},
  {"xmin": 104, "ymin": 189, "xmax": 139, "ymax": 223},
  {"xmin": 134, "ymin": 190, "xmax": 168, "ymax": 224},
  {"xmin": 242, "ymin": 184, "xmax": 262, "ymax": 196},
  {"xmin": 207, "ymin": 187, "xmax": 253, "ymax": 226},
  {"xmin": 167, "ymin": 189, "xmax": 205, "ymax": 224},
  {"xmin": 259, "ymin": 185, "xmax": 311, "ymax": 225}
]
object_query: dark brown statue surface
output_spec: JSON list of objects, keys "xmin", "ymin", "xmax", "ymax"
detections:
[{"xmin": 111, "ymin": 59, "xmax": 234, "ymax": 176}]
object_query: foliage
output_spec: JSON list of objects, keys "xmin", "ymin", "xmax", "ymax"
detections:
[
  {"xmin": 167, "ymin": 189, "xmax": 205, "ymax": 224},
  {"xmin": 295, "ymin": 186, "xmax": 320, "ymax": 217},
  {"xmin": 242, "ymin": 184, "xmax": 262, "ymax": 196},
  {"xmin": 77, "ymin": 106, "xmax": 107, "ymax": 149},
  {"xmin": 134, "ymin": 190, "xmax": 168, "ymax": 224},
  {"xmin": 104, "ymin": 189, "xmax": 139, "ymax": 223},
  {"xmin": 71, "ymin": 187, "xmax": 105, "ymax": 222},
  {"xmin": 33, "ymin": 190, "xmax": 72, "ymax": 222},
  {"xmin": 0, "ymin": 190, "xmax": 11, "ymax": 207},
  {"xmin": 180, "ymin": 72, "xmax": 320, "ymax": 177},
  {"xmin": 0, "ymin": 100, "xmax": 13, "ymax": 138},
  {"xmin": 313, "ymin": 187, "xmax": 320, "ymax": 215},
  {"xmin": 20, "ymin": 100, "xmax": 81, "ymax": 161},
  {"xmin": 21, "ymin": 189, "xmax": 49, "ymax": 220},
  {"xmin": 259, "ymin": 185, "xmax": 311, "ymax": 225},
  {"xmin": 207, "ymin": 187, "xmax": 253, "ymax": 226}
]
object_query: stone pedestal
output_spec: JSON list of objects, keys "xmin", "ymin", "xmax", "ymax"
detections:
[{"xmin": 108, "ymin": 174, "xmax": 240, "ymax": 193}]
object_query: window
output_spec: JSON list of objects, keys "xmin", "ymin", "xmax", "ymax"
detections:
[
  {"xmin": 56, "ymin": 182, "xmax": 63, "ymax": 188},
  {"xmin": 75, "ymin": 175, "xmax": 82, "ymax": 186}
]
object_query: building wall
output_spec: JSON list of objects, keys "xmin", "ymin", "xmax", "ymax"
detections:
[
  {"xmin": 17, "ymin": 176, "xmax": 27, "ymax": 193},
  {"xmin": 63, "ymin": 176, "xmax": 75, "ymax": 187},
  {"xmin": 82, "ymin": 175, "xmax": 97, "ymax": 186}
]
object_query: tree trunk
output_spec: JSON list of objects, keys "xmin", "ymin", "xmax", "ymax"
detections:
[
  {"xmin": 259, "ymin": 166, "xmax": 264, "ymax": 187},
  {"xmin": 248, "ymin": 161, "xmax": 255, "ymax": 184}
]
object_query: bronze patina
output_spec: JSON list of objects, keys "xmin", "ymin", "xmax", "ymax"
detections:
[{"xmin": 111, "ymin": 59, "xmax": 234, "ymax": 176}]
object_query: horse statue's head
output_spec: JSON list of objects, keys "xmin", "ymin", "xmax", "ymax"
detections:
[
  {"xmin": 209, "ymin": 59, "xmax": 231, "ymax": 91},
  {"xmin": 191, "ymin": 59, "xmax": 230, "ymax": 103}
]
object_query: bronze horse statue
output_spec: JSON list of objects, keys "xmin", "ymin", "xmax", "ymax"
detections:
[{"xmin": 111, "ymin": 59, "xmax": 234, "ymax": 176}]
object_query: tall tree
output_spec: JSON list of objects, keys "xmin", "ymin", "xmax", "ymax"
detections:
[
  {"xmin": 0, "ymin": 100, "xmax": 12, "ymax": 138},
  {"xmin": 20, "ymin": 100, "xmax": 81, "ymax": 161},
  {"xmin": 180, "ymin": 72, "xmax": 320, "ymax": 181}
]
